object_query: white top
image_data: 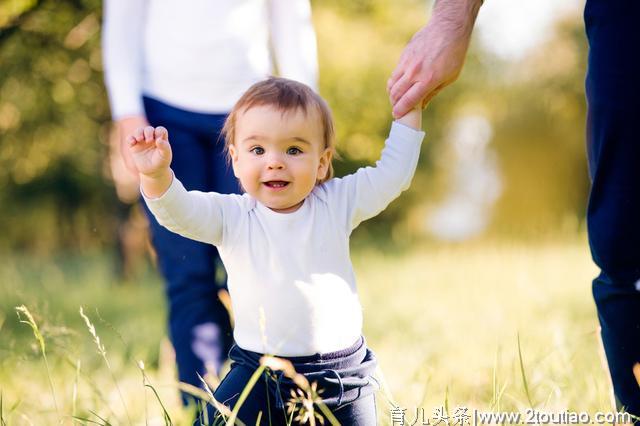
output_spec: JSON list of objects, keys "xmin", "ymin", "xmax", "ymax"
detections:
[
  {"xmin": 102, "ymin": 0, "xmax": 318, "ymax": 118},
  {"xmin": 144, "ymin": 122, "xmax": 425, "ymax": 356}
]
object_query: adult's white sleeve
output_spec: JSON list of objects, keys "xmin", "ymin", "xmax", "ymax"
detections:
[
  {"xmin": 102, "ymin": 0, "xmax": 147, "ymax": 119},
  {"xmin": 325, "ymin": 122, "xmax": 425, "ymax": 233},
  {"xmin": 142, "ymin": 176, "xmax": 236, "ymax": 247},
  {"xmin": 268, "ymin": 0, "xmax": 319, "ymax": 91}
]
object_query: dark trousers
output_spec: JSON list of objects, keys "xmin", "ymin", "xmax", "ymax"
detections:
[
  {"xmin": 585, "ymin": 0, "xmax": 640, "ymax": 417},
  {"xmin": 203, "ymin": 337, "xmax": 379, "ymax": 425},
  {"xmin": 142, "ymin": 96, "xmax": 239, "ymax": 401}
]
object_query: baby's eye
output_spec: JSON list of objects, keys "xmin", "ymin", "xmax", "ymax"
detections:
[
  {"xmin": 250, "ymin": 146, "xmax": 265, "ymax": 155},
  {"xmin": 287, "ymin": 147, "xmax": 302, "ymax": 155}
]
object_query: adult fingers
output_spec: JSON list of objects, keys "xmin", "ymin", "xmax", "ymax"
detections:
[
  {"xmin": 387, "ymin": 53, "xmax": 410, "ymax": 93},
  {"xmin": 392, "ymin": 80, "xmax": 431, "ymax": 119},
  {"xmin": 387, "ymin": 66, "xmax": 405, "ymax": 94},
  {"xmin": 389, "ymin": 72, "xmax": 415, "ymax": 105}
]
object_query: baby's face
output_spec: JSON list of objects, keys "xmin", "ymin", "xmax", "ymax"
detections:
[{"xmin": 229, "ymin": 105, "xmax": 331, "ymax": 213}]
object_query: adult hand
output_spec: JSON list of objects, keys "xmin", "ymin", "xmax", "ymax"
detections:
[
  {"xmin": 387, "ymin": 0, "xmax": 482, "ymax": 118},
  {"xmin": 117, "ymin": 115, "xmax": 149, "ymax": 175}
]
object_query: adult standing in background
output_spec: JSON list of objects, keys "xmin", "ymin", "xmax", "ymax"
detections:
[
  {"xmin": 102, "ymin": 0, "xmax": 318, "ymax": 405},
  {"xmin": 387, "ymin": 0, "xmax": 640, "ymax": 419}
]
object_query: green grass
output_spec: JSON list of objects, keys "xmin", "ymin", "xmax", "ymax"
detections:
[{"xmin": 0, "ymin": 237, "xmax": 619, "ymax": 425}]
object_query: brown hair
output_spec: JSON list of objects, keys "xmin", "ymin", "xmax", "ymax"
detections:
[{"xmin": 221, "ymin": 77, "xmax": 337, "ymax": 183}]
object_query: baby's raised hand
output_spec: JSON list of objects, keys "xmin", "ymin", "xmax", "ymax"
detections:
[{"xmin": 127, "ymin": 126, "xmax": 172, "ymax": 178}]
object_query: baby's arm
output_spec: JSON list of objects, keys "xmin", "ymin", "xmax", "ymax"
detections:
[
  {"xmin": 127, "ymin": 126, "xmax": 230, "ymax": 246},
  {"xmin": 325, "ymin": 110, "xmax": 426, "ymax": 232},
  {"xmin": 396, "ymin": 106, "xmax": 422, "ymax": 131}
]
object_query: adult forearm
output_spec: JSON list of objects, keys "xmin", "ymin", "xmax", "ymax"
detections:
[
  {"xmin": 387, "ymin": 0, "xmax": 483, "ymax": 117},
  {"xmin": 431, "ymin": 0, "xmax": 483, "ymax": 38}
]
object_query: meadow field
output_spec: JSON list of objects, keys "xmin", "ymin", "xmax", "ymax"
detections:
[{"xmin": 0, "ymin": 237, "xmax": 620, "ymax": 425}]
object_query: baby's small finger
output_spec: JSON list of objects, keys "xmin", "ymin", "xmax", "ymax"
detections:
[
  {"xmin": 134, "ymin": 127, "xmax": 145, "ymax": 141},
  {"xmin": 155, "ymin": 126, "xmax": 168, "ymax": 141},
  {"xmin": 143, "ymin": 126, "xmax": 155, "ymax": 142},
  {"xmin": 127, "ymin": 135, "xmax": 137, "ymax": 146},
  {"xmin": 156, "ymin": 138, "xmax": 171, "ymax": 159}
]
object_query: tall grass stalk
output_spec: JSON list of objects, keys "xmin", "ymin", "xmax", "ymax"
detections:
[
  {"xmin": 517, "ymin": 333, "xmax": 535, "ymax": 409},
  {"xmin": 443, "ymin": 386, "xmax": 450, "ymax": 419},
  {"xmin": 15, "ymin": 305, "xmax": 61, "ymax": 423},
  {"xmin": 88, "ymin": 409, "xmax": 111, "ymax": 425},
  {"xmin": 177, "ymin": 375, "xmax": 239, "ymax": 425},
  {"xmin": 138, "ymin": 361, "xmax": 172, "ymax": 425},
  {"xmin": 226, "ymin": 365, "xmax": 266, "ymax": 425},
  {"xmin": 63, "ymin": 354, "xmax": 120, "ymax": 421},
  {"xmin": 72, "ymin": 360, "xmax": 81, "ymax": 424},
  {"xmin": 137, "ymin": 361, "xmax": 149, "ymax": 426},
  {"xmin": 79, "ymin": 307, "xmax": 132, "ymax": 425},
  {"xmin": 261, "ymin": 356, "xmax": 340, "ymax": 426},
  {"xmin": 489, "ymin": 347, "xmax": 507, "ymax": 412},
  {"xmin": 1, "ymin": 391, "xmax": 6, "ymax": 426},
  {"xmin": 373, "ymin": 365, "xmax": 398, "ymax": 409}
]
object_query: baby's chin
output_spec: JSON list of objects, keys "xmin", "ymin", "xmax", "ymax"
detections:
[{"xmin": 262, "ymin": 198, "xmax": 305, "ymax": 213}]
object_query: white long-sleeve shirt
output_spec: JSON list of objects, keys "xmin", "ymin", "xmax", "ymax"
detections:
[
  {"xmin": 102, "ymin": 0, "xmax": 318, "ymax": 118},
  {"xmin": 144, "ymin": 122, "xmax": 425, "ymax": 356}
]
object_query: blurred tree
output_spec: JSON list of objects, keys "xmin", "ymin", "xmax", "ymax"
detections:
[
  {"xmin": 487, "ymin": 17, "xmax": 589, "ymax": 237},
  {"xmin": 0, "ymin": 0, "xmax": 115, "ymax": 252},
  {"xmin": 0, "ymin": 0, "xmax": 589, "ymax": 254}
]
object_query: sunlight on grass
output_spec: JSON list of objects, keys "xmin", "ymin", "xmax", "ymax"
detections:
[{"xmin": 0, "ymin": 238, "xmax": 616, "ymax": 425}]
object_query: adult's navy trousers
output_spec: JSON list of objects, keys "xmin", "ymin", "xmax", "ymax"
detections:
[
  {"xmin": 585, "ymin": 0, "xmax": 640, "ymax": 418},
  {"xmin": 142, "ymin": 96, "xmax": 238, "ymax": 402}
]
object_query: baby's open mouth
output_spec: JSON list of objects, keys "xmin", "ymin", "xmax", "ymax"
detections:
[{"xmin": 263, "ymin": 181, "xmax": 289, "ymax": 188}]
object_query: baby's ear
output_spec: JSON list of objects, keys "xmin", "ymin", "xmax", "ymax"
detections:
[
  {"xmin": 228, "ymin": 145, "xmax": 240, "ymax": 178},
  {"xmin": 317, "ymin": 148, "xmax": 332, "ymax": 181}
]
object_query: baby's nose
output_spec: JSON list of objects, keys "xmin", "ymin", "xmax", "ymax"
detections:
[{"xmin": 266, "ymin": 154, "xmax": 285, "ymax": 169}]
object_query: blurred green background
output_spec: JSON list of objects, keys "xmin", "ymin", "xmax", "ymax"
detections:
[
  {"xmin": 1, "ymin": 1, "xmax": 607, "ymax": 424},
  {"xmin": 0, "ymin": 0, "xmax": 589, "ymax": 255}
]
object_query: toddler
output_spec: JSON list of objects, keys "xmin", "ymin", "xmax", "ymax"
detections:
[{"xmin": 129, "ymin": 77, "xmax": 424, "ymax": 424}]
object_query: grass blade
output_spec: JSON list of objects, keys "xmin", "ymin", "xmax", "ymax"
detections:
[
  {"xmin": 80, "ymin": 307, "xmax": 131, "ymax": 425},
  {"xmin": 138, "ymin": 361, "xmax": 172, "ymax": 425},
  {"xmin": 88, "ymin": 409, "xmax": 113, "ymax": 425},
  {"xmin": 372, "ymin": 364, "xmax": 397, "ymax": 409},
  {"xmin": 517, "ymin": 333, "xmax": 534, "ymax": 409},
  {"xmin": 144, "ymin": 384, "xmax": 173, "ymax": 425},
  {"xmin": 137, "ymin": 361, "xmax": 149, "ymax": 426},
  {"xmin": 72, "ymin": 360, "xmax": 81, "ymax": 424},
  {"xmin": 15, "ymin": 305, "xmax": 61, "ymax": 423},
  {"xmin": 72, "ymin": 416, "xmax": 109, "ymax": 425},
  {"xmin": 227, "ymin": 365, "xmax": 266, "ymax": 425},
  {"xmin": 444, "ymin": 386, "xmax": 450, "ymax": 419},
  {"xmin": 1, "ymin": 391, "xmax": 6, "ymax": 426}
]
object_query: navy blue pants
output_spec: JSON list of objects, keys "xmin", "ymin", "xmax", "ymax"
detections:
[
  {"xmin": 142, "ymin": 96, "xmax": 238, "ymax": 401},
  {"xmin": 585, "ymin": 0, "xmax": 640, "ymax": 417},
  {"xmin": 201, "ymin": 337, "xmax": 379, "ymax": 425}
]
